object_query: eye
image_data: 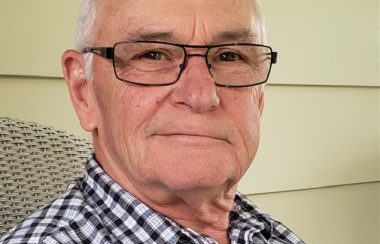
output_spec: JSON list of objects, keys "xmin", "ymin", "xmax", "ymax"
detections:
[
  {"xmin": 141, "ymin": 50, "xmax": 166, "ymax": 60},
  {"xmin": 219, "ymin": 52, "xmax": 241, "ymax": 62}
]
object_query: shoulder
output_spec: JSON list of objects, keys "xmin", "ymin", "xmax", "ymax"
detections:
[
  {"xmin": 0, "ymin": 182, "xmax": 104, "ymax": 244},
  {"xmin": 232, "ymin": 193, "xmax": 305, "ymax": 244}
]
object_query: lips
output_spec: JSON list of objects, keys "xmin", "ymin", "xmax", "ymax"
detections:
[
  {"xmin": 145, "ymin": 114, "xmax": 234, "ymax": 146},
  {"xmin": 150, "ymin": 126, "xmax": 231, "ymax": 145},
  {"xmin": 156, "ymin": 133, "xmax": 224, "ymax": 140},
  {"xmin": 153, "ymin": 133, "xmax": 229, "ymax": 146}
]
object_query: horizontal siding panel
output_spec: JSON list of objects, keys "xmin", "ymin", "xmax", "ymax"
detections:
[
  {"xmin": 0, "ymin": 1, "xmax": 79, "ymax": 77},
  {"xmin": 262, "ymin": 0, "xmax": 379, "ymax": 87},
  {"xmin": 247, "ymin": 182, "xmax": 380, "ymax": 244},
  {"xmin": 0, "ymin": 76, "xmax": 88, "ymax": 139},
  {"xmin": 239, "ymin": 85, "xmax": 379, "ymax": 194}
]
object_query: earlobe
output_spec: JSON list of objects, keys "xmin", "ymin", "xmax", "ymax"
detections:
[{"xmin": 62, "ymin": 50, "xmax": 97, "ymax": 132}]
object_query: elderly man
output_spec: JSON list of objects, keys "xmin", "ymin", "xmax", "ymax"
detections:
[{"xmin": 1, "ymin": 0, "xmax": 304, "ymax": 243}]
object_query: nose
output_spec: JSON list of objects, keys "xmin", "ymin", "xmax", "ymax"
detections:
[{"xmin": 170, "ymin": 55, "xmax": 220, "ymax": 113}]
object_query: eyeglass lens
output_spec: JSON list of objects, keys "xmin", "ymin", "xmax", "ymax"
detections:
[{"xmin": 113, "ymin": 42, "xmax": 272, "ymax": 86}]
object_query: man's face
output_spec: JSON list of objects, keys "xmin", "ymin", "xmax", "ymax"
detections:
[{"xmin": 86, "ymin": 0, "xmax": 264, "ymax": 191}]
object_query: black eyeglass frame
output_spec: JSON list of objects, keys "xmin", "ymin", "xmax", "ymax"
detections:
[{"xmin": 82, "ymin": 40, "xmax": 278, "ymax": 88}]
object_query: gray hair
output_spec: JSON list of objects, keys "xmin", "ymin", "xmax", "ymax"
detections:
[
  {"xmin": 75, "ymin": 0, "xmax": 267, "ymax": 84},
  {"xmin": 75, "ymin": 0, "xmax": 97, "ymax": 51},
  {"xmin": 75, "ymin": 0, "xmax": 98, "ymax": 81}
]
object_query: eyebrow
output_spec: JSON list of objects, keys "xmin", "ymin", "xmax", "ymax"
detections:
[
  {"xmin": 132, "ymin": 30, "xmax": 175, "ymax": 42},
  {"xmin": 215, "ymin": 29, "xmax": 257, "ymax": 43}
]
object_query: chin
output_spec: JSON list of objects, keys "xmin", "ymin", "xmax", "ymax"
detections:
[
  {"xmin": 146, "ymin": 143, "xmax": 243, "ymax": 191},
  {"xmin": 158, "ymin": 163, "xmax": 237, "ymax": 191}
]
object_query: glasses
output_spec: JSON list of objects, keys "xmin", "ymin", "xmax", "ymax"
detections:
[{"xmin": 83, "ymin": 41, "xmax": 277, "ymax": 88}]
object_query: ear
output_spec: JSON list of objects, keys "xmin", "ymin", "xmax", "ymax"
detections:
[{"xmin": 62, "ymin": 50, "xmax": 97, "ymax": 132}]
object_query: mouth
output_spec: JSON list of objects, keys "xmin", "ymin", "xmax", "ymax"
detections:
[{"xmin": 152, "ymin": 133, "xmax": 229, "ymax": 145}]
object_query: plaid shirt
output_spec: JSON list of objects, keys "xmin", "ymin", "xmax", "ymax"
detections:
[{"xmin": 1, "ymin": 155, "xmax": 304, "ymax": 244}]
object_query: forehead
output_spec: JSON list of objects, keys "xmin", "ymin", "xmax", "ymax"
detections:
[{"xmin": 93, "ymin": 0, "xmax": 261, "ymax": 44}]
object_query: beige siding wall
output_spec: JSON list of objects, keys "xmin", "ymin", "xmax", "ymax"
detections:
[
  {"xmin": 247, "ymin": 182, "xmax": 380, "ymax": 244},
  {"xmin": 0, "ymin": 1, "xmax": 379, "ymax": 243}
]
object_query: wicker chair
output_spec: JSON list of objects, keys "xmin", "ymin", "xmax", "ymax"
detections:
[{"xmin": 0, "ymin": 117, "xmax": 92, "ymax": 236}]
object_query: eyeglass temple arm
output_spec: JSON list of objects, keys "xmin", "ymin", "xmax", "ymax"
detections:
[
  {"xmin": 271, "ymin": 52, "xmax": 278, "ymax": 64},
  {"xmin": 82, "ymin": 47, "xmax": 114, "ymax": 60}
]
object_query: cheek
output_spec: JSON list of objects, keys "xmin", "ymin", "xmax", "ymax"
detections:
[
  {"xmin": 243, "ymin": 90, "xmax": 262, "ymax": 141},
  {"xmin": 108, "ymin": 88, "xmax": 150, "ymax": 140},
  {"xmin": 227, "ymin": 88, "xmax": 261, "ymax": 127},
  {"xmin": 239, "ymin": 99, "xmax": 261, "ymax": 147},
  {"xmin": 106, "ymin": 86, "xmax": 169, "ymax": 152},
  {"xmin": 224, "ymin": 89, "xmax": 262, "ymax": 158}
]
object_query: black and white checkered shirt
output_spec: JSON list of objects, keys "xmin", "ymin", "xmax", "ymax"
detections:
[{"xmin": 1, "ymin": 155, "xmax": 304, "ymax": 244}]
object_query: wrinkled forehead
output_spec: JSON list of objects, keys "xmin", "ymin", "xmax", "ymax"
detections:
[{"xmin": 92, "ymin": 0, "xmax": 263, "ymax": 45}]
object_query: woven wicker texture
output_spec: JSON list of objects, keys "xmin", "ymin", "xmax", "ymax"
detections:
[{"xmin": 0, "ymin": 117, "xmax": 92, "ymax": 236}]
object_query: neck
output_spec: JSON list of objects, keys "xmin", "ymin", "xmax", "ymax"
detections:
[
  {"xmin": 92, "ymin": 145, "xmax": 238, "ymax": 243},
  {"xmin": 134, "ymin": 183, "xmax": 237, "ymax": 244},
  {"xmin": 95, "ymin": 153, "xmax": 237, "ymax": 243}
]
